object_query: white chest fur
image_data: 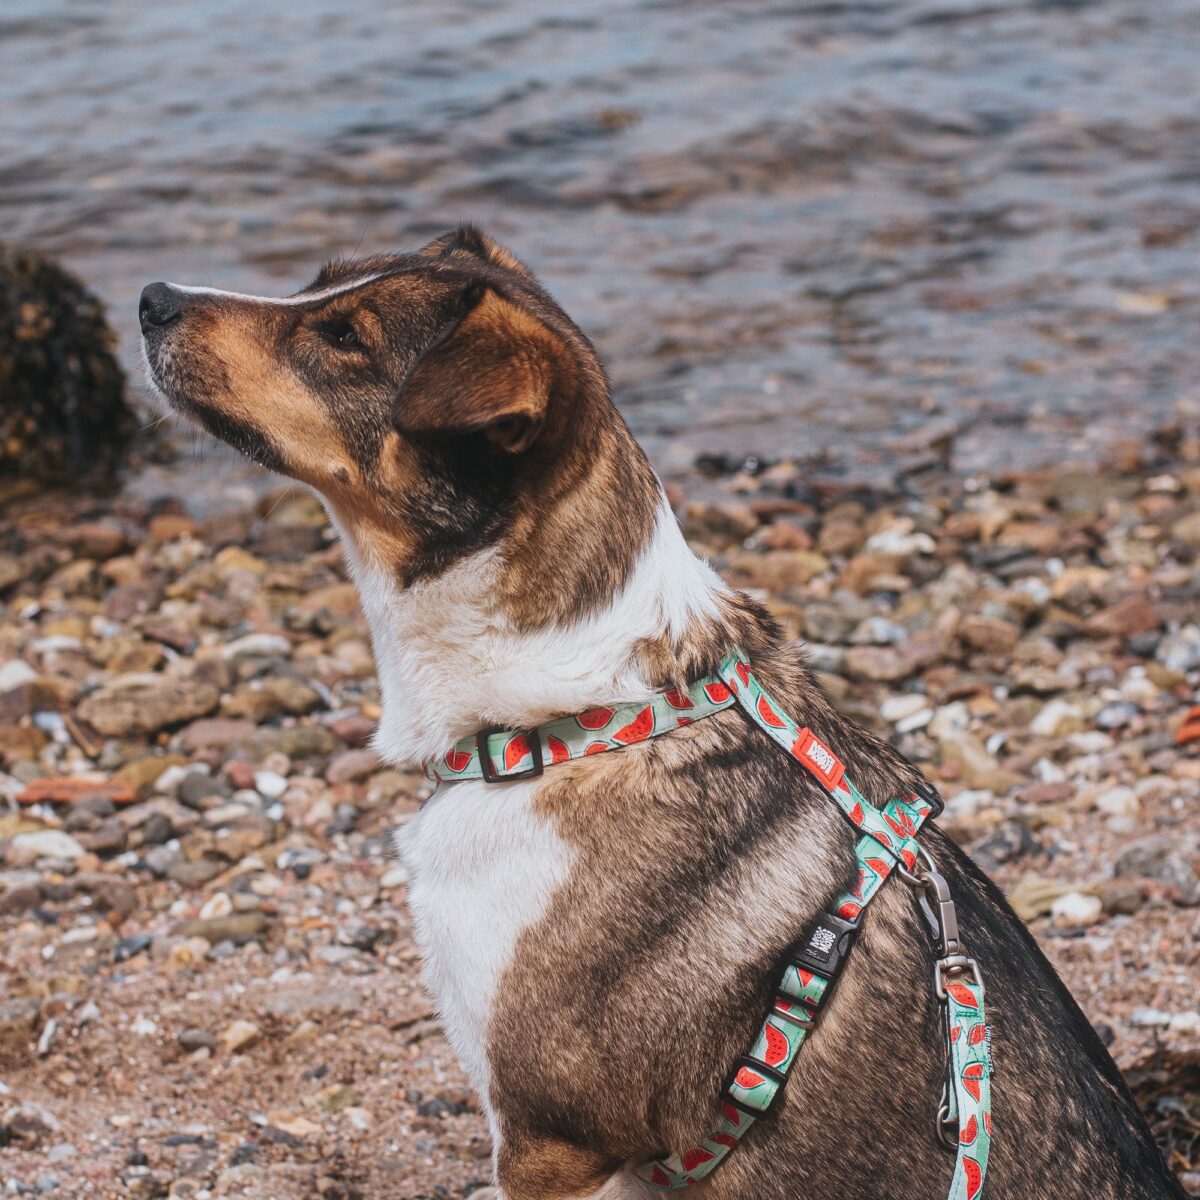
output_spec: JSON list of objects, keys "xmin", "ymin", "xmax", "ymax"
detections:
[{"xmin": 397, "ymin": 777, "xmax": 573, "ymax": 1114}]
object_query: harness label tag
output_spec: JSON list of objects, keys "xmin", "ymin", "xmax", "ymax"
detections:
[{"xmin": 792, "ymin": 729, "xmax": 846, "ymax": 793}]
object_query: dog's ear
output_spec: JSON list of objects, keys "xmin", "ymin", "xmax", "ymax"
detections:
[
  {"xmin": 416, "ymin": 224, "xmax": 534, "ymax": 280},
  {"xmin": 393, "ymin": 287, "xmax": 566, "ymax": 454}
]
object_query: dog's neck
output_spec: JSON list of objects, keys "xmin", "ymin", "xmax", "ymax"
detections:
[{"xmin": 332, "ymin": 493, "xmax": 732, "ymax": 769}]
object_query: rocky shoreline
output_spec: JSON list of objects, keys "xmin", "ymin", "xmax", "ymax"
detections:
[{"xmin": 1, "ymin": 430, "xmax": 1198, "ymax": 1197}]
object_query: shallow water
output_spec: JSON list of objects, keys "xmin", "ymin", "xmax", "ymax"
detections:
[{"xmin": 3, "ymin": 0, "xmax": 1199, "ymax": 505}]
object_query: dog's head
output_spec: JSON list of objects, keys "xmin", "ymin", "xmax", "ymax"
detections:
[{"xmin": 141, "ymin": 227, "xmax": 652, "ymax": 600}]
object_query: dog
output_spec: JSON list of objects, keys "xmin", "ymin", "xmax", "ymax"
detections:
[{"xmin": 140, "ymin": 226, "xmax": 1185, "ymax": 1200}]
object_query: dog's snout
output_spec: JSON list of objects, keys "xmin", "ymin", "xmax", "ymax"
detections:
[{"xmin": 139, "ymin": 282, "xmax": 185, "ymax": 332}]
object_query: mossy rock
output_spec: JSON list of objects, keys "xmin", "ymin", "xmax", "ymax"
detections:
[{"xmin": 0, "ymin": 243, "xmax": 134, "ymax": 486}]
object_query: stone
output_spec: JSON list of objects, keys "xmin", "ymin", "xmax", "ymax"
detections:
[
  {"xmin": 176, "ymin": 718, "xmax": 257, "ymax": 752},
  {"xmin": 261, "ymin": 984, "xmax": 364, "ymax": 1018},
  {"xmin": 326, "ymin": 749, "xmax": 380, "ymax": 785},
  {"xmin": 2, "ymin": 1100, "xmax": 61, "ymax": 1147},
  {"xmin": 178, "ymin": 1027, "xmax": 217, "ymax": 1053},
  {"xmin": 254, "ymin": 770, "xmax": 289, "ymax": 800},
  {"xmin": 1156, "ymin": 625, "xmax": 1200, "ymax": 674},
  {"xmin": 958, "ymin": 615, "xmax": 1020, "ymax": 655},
  {"xmin": 221, "ymin": 1019, "xmax": 261, "ymax": 1053},
  {"xmin": 9, "ymin": 830, "xmax": 85, "ymax": 861},
  {"xmin": 1093, "ymin": 786, "xmax": 1139, "ymax": 818},
  {"xmin": 114, "ymin": 934, "xmax": 153, "ymax": 963},
  {"xmin": 1030, "ymin": 699, "xmax": 1084, "ymax": 738},
  {"xmin": 1050, "ymin": 891, "xmax": 1103, "ymax": 927},
  {"xmin": 222, "ymin": 634, "xmax": 291, "ymax": 662},
  {"xmin": 250, "ymin": 725, "xmax": 337, "ymax": 760},
  {"xmin": 1008, "ymin": 875, "xmax": 1077, "ymax": 921},
  {"xmin": 77, "ymin": 676, "xmax": 221, "ymax": 737},
  {"xmin": 0, "ymin": 995, "xmax": 42, "ymax": 1055},
  {"xmin": 166, "ymin": 859, "xmax": 224, "ymax": 887},
  {"xmin": 173, "ymin": 912, "xmax": 267, "ymax": 945},
  {"xmin": 177, "ymin": 771, "xmax": 229, "ymax": 808},
  {"xmin": 328, "ymin": 712, "xmax": 377, "ymax": 747},
  {"xmin": 16, "ymin": 776, "xmax": 137, "ymax": 807}
]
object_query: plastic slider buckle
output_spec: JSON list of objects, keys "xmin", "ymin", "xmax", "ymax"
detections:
[
  {"xmin": 912, "ymin": 778, "xmax": 944, "ymax": 819},
  {"xmin": 475, "ymin": 728, "xmax": 544, "ymax": 784},
  {"xmin": 788, "ymin": 912, "xmax": 858, "ymax": 982},
  {"xmin": 722, "ymin": 1055, "xmax": 789, "ymax": 1121}
]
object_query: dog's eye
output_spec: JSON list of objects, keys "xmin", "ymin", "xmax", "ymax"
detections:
[{"xmin": 321, "ymin": 320, "xmax": 363, "ymax": 350}]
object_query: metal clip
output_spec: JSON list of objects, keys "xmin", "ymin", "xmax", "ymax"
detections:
[{"xmin": 897, "ymin": 845, "xmax": 960, "ymax": 959}]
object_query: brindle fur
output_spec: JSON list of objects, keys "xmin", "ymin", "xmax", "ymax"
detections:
[
  {"xmin": 492, "ymin": 634, "xmax": 1184, "ymax": 1199},
  {"xmin": 143, "ymin": 229, "xmax": 1184, "ymax": 1200}
]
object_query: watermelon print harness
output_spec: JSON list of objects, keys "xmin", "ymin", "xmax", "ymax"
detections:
[{"xmin": 427, "ymin": 651, "xmax": 993, "ymax": 1200}]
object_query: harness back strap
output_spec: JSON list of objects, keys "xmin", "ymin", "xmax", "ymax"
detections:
[{"xmin": 633, "ymin": 654, "xmax": 992, "ymax": 1199}]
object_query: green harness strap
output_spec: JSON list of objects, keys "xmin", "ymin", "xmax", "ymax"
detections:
[{"xmin": 427, "ymin": 651, "xmax": 994, "ymax": 1200}]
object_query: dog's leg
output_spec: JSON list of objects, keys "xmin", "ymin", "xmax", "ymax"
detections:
[{"xmin": 486, "ymin": 1138, "xmax": 651, "ymax": 1200}]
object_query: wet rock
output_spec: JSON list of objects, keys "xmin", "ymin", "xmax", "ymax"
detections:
[
  {"xmin": 77, "ymin": 676, "xmax": 221, "ymax": 737},
  {"xmin": 0, "ymin": 243, "xmax": 133, "ymax": 485}
]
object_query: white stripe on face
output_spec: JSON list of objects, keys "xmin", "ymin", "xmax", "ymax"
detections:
[{"xmin": 167, "ymin": 272, "xmax": 385, "ymax": 307}]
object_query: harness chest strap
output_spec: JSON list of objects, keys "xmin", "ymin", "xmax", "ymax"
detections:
[{"xmin": 425, "ymin": 652, "xmax": 993, "ymax": 1199}]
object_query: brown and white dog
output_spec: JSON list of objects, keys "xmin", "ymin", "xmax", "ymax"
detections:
[{"xmin": 140, "ymin": 228, "xmax": 1185, "ymax": 1200}]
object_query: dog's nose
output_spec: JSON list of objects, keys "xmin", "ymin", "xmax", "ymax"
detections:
[{"xmin": 139, "ymin": 282, "xmax": 185, "ymax": 332}]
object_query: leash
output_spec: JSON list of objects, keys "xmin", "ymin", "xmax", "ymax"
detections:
[{"xmin": 426, "ymin": 651, "xmax": 993, "ymax": 1199}]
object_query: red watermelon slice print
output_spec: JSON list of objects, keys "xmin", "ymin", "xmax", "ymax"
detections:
[
  {"xmin": 964, "ymin": 1157, "xmax": 983, "ymax": 1200},
  {"xmin": 756, "ymin": 694, "xmax": 785, "ymax": 727},
  {"xmin": 664, "ymin": 688, "xmax": 694, "ymax": 710},
  {"xmin": 584, "ymin": 741, "xmax": 609, "ymax": 756},
  {"xmin": 444, "ymin": 749, "xmax": 472, "ymax": 773},
  {"xmin": 546, "ymin": 735, "xmax": 570, "ymax": 765},
  {"xmin": 681, "ymin": 1148, "xmax": 714, "ymax": 1172},
  {"xmin": 946, "ymin": 983, "xmax": 980, "ymax": 1011},
  {"xmin": 962, "ymin": 1062, "xmax": 985, "ymax": 1102},
  {"xmin": 968, "ymin": 1023, "xmax": 988, "ymax": 1046},
  {"xmin": 959, "ymin": 1114, "xmax": 978, "ymax": 1146},
  {"xmin": 704, "ymin": 682, "xmax": 731, "ymax": 704},
  {"xmin": 736, "ymin": 661, "xmax": 751, "ymax": 687},
  {"xmin": 837, "ymin": 900, "xmax": 862, "ymax": 920},
  {"xmin": 711, "ymin": 1132, "xmax": 738, "ymax": 1150},
  {"xmin": 847, "ymin": 801, "xmax": 865, "ymax": 826},
  {"xmin": 984, "ymin": 1111, "xmax": 992, "ymax": 1136},
  {"xmin": 613, "ymin": 706, "xmax": 654, "ymax": 744},
  {"xmin": 762, "ymin": 1024, "xmax": 789, "ymax": 1068},
  {"xmin": 503, "ymin": 734, "xmax": 532, "ymax": 771},
  {"xmin": 734, "ymin": 1066, "xmax": 764, "ymax": 1090},
  {"xmin": 577, "ymin": 707, "xmax": 615, "ymax": 730},
  {"xmin": 648, "ymin": 1166, "xmax": 671, "ymax": 1188},
  {"xmin": 721, "ymin": 1103, "xmax": 742, "ymax": 1127}
]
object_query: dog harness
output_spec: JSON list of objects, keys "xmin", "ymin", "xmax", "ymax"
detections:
[{"xmin": 427, "ymin": 651, "xmax": 993, "ymax": 1199}]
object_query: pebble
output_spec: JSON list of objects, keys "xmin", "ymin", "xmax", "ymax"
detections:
[
  {"xmin": 220, "ymin": 1019, "xmax": 261, "ymax": 1053},
  {"xmin": 1050, "ymin": 891, "xmax": 1103, "ymax": 927},
  {"xmin": 253, "ymin": 770, "xmax": 288, "ymax": 800}
]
